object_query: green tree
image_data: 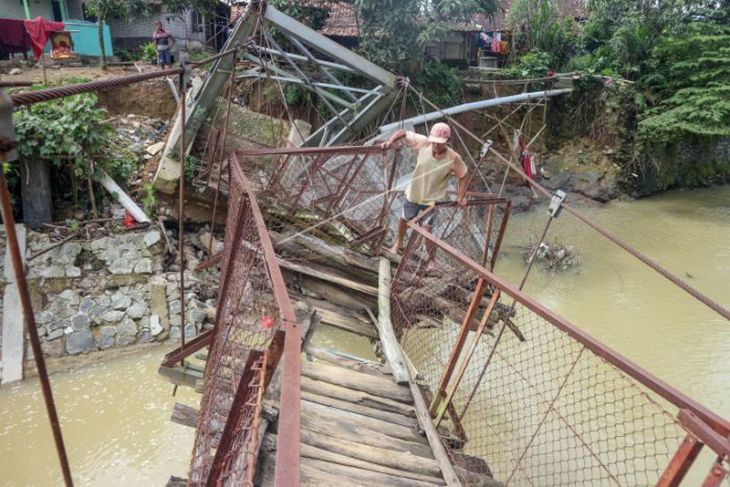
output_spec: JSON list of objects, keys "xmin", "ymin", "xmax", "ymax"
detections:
[
  {"xmin": 349, "ymin": 0, "xmax": 498, "ymax": 72},
  {"xmin": 508, "ymin": 0, "xmax": 578, "ymax": 70},
  {"xmin": 83, "ymin": 0, "xmax": 144, "ymax": 69}
]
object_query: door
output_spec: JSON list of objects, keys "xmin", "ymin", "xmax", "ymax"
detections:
[{"xmin": 51, "ymin": 0, "xmax": 63, "ymax": 21}]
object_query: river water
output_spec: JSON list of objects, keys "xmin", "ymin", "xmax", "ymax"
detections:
[{"xmin": 0, "ymin": 186, "xmax": 727, "ymax": 485}]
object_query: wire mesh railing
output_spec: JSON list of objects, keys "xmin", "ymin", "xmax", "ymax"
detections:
[
  {"xmin": 391, "ymin": 221, "xmax": 730, "ymax": 486},
  {"xmin": 236, "ymin": 145, "xmax": 405, "ymax": 254},
  {"xmin": 188, "ymin": 159, "xmax": 300, "ymax": 486}
]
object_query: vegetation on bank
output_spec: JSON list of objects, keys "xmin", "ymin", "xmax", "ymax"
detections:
[{"xmin": 273, "ymin": 0, "xmax": 728, "ymax": 194}]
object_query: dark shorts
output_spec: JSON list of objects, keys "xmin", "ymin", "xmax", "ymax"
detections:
[
  {"xmin": 157, "ymin": 49, "xmax": 172, "ymax": 66},
  {"xmin": 402, "ymin": 200, "xmax": 435, "ymax": 225}
]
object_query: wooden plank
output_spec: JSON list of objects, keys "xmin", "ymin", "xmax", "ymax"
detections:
[
  {"xmin": 263, "ymin": 434, "xmax": 443, "ymax": 485},
  {"xmin": 170, "ymin": 402, "xmax": 199, "ymax": 428},
  {"xmin": 410, "ymin": 382, "xmax": 464, "ymax": 487},
  {"xmin": 302, "ymin": 390, "xmax": 414, "ymax": 427},
  {"xmin": 1, "ymin": 224, "xmax": 25, "ymax": 385},
  {"xmin": 304, "ymin": 346, "xmax": 388, "ymax": 376},
  {"xmin": 301, "ymin": 375, "xmax": 415, "ymax": 417},
  {"xmin": 299, "ymin": 427, "xmax": 441, "ymax": 475},
  {"xmin": 375, "ymin": 257, "xmax": 410, "ymax": 384},
  {"xmin": 301, "ymin": 412, "xmax": 433, "ymax": 459},
  {"xmin": 301, "ymin": 360, "xmax": 413, "ymax": 403},
  {"xmin": 302, "ymin": 457, "xmax": 445, "ymax": 487},
  {"xmin": 309, "ymin": 304, "xmax": 377, "ymax": 338},
  {"xmin": 281, "ymin": 259, "xmax": 378, "ymax": 295},
  {"xmin": 302, "ymin": 398, "xmax": 425, "ymax": 444}
]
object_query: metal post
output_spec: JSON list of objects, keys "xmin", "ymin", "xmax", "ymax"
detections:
[
  {"xmin": 0, "ymin": 93, "xmax": 73, "ymax": 486},
  {"xmin": 178, "ymin": 61, "xmax": 187, "ymax": 351},
  {"xmin": 22, "ymin": 0, "xmax": 31, "ymax": 19}
]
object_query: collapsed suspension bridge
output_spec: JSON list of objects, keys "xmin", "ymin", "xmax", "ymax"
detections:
[{"xmin": 0, "ymin": 1, "xmax": 729, "ymax": 486}]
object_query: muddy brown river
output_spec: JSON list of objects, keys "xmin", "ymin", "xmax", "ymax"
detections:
[{"xmin": 0, "ymin": 186, "xmax": 728, "ymax": 485}]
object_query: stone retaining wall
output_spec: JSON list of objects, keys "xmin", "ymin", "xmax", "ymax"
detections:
[{"xmin": 20, "ymin": 229, "xmax": 215, "ymax": 362}]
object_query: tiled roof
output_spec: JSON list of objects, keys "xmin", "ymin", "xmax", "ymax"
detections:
[{"xmin": 319, "ymin": 1, "xmax": 358, "ymax": 37}]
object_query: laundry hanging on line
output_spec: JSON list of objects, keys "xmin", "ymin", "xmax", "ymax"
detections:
[{"xmin": 0, "ymin": 17, "xmax": 65, "ymax": 59}]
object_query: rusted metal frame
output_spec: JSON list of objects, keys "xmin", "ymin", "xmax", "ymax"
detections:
[
  {"xmin": 702, "ymin": 461, "xmax": 729, "ymax": 487},
  {"xmin": 195, "ymin": 252, "xmax": 224, "ymax": 272},
  {"xmin": 657, "ymin": 433, "xmax": 704, "ymax": 487},
  {"xmin": 434, "ymin": 289, "xmax": 502, "ymax": 426},
  {"xmin": 212, "ymin": 187, "xmax": 249, "ymax": 339},
  {"xmin": 161, "ymin": 329, "xmax": 214, "ymax": 368},
  {"xmin": 405, "ymin": 221, "xmax": 730, "ymax": 437},
  {"xmin": 327, "ymin": 153, "xmax": 368, "ymax": 213},
  {"xmin": 678, "ymin": 410, "xmax": 730, "ymax": 458},
  {"xmin": 237, "ymin": 145, "xmax": 384, "ymax": 157},
  {"xmin": 267, "ymin": 153, "xmax": 292, "ymax": 192},
  {"xmin": 481, "ymin": 203, "xmax": 495, "ymax": 268},
  {"xmin": 429, "ymin": 278, "xmax": 489, "ymax": 416},
  {"xmin": 289, "ymin": 152, "xmax": 325, "ymax": 214},
  {"xmin": 244, "ymin": 349, "xmax": 270, "ymax": 486},
  {"xmin": 490, "ymin": 200, "xmax": 511, "ymax": 271},
  {"xmin": 203, "ymin": 128, "xmax": 221, "ymax": 185},
  {"xmin": 0, "ymin": 161, "xmax": 74, "ymax": 486},
  {"xmin": 179, "ymin": 65, "xmax": 188, "ymax": 351},
  {"xmin": 506, "ymin": 346, "xmax": 588, "ymax": 484},
  {"xmin": 231, "ymin": 156, "xmax": 301, "ymax": 486},
  {"xmin": 206, "ymin": 350, "xmax": 264, "ymax": 485}
]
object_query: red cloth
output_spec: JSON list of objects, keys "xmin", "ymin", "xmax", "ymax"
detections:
[
  {"xmin": 24, "ymin": 17, "xmax": 64, "ymax": 59},
  {"xmin": 519, "ymin": 136, "xmax": 533, "ymax": 180},
  {"xmin": 0, "ymin": 18, "xmax": 31, "ymax": 54}
]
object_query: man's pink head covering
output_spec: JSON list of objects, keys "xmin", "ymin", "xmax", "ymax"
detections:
[{"xmin": 428, "ymin": 122, "xmax": 451, "ymax": 144}]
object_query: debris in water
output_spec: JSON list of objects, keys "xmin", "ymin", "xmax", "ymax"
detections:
[{"xmin": 523, "ymin": 241, "xmax": 582, "ymax": 272}]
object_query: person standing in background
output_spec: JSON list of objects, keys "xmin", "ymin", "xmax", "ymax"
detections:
[{"xmin": 153, "ymin": 21, "xmax": 175, "ymax": 69}]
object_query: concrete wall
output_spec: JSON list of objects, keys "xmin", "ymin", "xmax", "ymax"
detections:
[
  {"xmin": 107, "ymin": 9, "xmax": 207, "ymax": 51},
  {"xmin": 0, "ymin": 0, "xmax": 54, "ymax": 20},
  {"xmin": 65, "ymin": 20, "xmax": 113, "ymax": 57}
]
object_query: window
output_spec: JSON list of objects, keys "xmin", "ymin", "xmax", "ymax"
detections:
[{"xmin": 190, "ymin": 11, "xmax": 204, "ymax": 33}]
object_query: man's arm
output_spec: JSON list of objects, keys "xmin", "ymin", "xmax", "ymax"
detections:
[
  {"xmin": 453, "ymin": 155, "xmax": 468, "ymax": 205},
  {"xmin": 381, "ymin": 128, "xmax": 407, "ymax": 150}
]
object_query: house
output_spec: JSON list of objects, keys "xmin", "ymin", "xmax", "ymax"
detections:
[
  {"xmin": 256, "ymin": 0, "xmax": 586, "ymax": 68},
  {"xmin": 0, "ymin": 0, "xmax": 113, "ymax": 58},
  {"xmin": 106, "ymin": 2, "xmax": 231, "ymax": 54}
]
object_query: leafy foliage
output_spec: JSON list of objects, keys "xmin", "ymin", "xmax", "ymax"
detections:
[
  {"xmin": 351, "ymin": 0, "xmax": 498, "ymax": 72},
  {"xmin": 639, "ymin": 21, "xmax": 730, "ymax": 144},
  {"xmin": 141, "ymin": 42, "xmax": 157, "ymax": 63},
  {"xmin": 13, "ymin": 94, "xmax": 136, "ymax": 184},
  {"xmin": 508, "ymin": 0, "xmax": 578, "ymax": 70},
  {"xmin": 412, "ymin": 61, "xmax": 463, "ymax": 107}
]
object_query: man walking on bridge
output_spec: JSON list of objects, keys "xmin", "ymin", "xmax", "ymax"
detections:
[{"xmin": 382, "ymin": 122, "xmax": 468, "ymax": 255}]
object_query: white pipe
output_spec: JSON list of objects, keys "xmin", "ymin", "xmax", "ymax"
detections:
[
  {"xmin": 98, "ymin": 170, "xmax": 151, "ymax": 223},
  {"xmin": 379, "ymin": 89, "xmax": 573, "ymax": 134}
]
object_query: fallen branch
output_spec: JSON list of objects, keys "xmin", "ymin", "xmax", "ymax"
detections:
[{"xmin": 28, "ymin": 230, "xmax": 82, "ymax": 261}]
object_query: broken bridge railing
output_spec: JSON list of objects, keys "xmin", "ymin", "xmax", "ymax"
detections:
[
  {"xmin": 236, "ymin": 145, "xmax": 404, "ymax": 254},
  {"xmin": 391, "ymin": 221, "xmax": 730, "ymax": 486},
  {"xmin": 188, "ymin": 159, "xmax": 300, "ymax": 486}
]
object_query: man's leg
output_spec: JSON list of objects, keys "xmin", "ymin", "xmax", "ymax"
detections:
[
  {"xmin": 389, "ymin": 218, "xmax": 408, "ymax": 254},
  {"xmin": 422, "ymin": 224, "xmax": 435, "ymax": 256}
]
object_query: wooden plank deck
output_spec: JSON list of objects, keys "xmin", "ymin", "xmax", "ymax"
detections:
[{"xmin": 256, "ymin": 358, "xmax": 448, "ymax": 486}]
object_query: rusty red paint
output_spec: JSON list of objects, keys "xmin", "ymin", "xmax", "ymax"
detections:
[
  {"xmin": 161, "ymin": 329, "xmax": 214, "ymax": 368},
  {"xmin": 656, "ymin": 434, "xmax": 704, "ymax": 487}
]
